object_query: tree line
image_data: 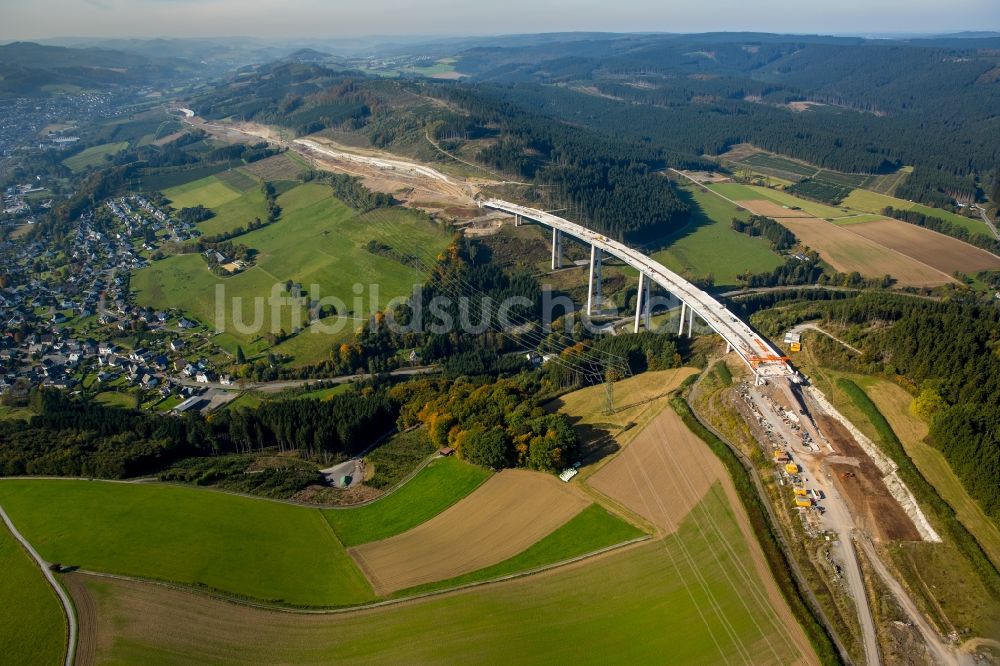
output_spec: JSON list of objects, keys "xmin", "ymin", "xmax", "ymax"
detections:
[
  {"xmin": 731, "ymin": 214, "xmax": 797, "ymax": 251},
  {"xmin": 392, "ymin": 376, "xmax": 577, "ymax": 472},
  {"xmin": 883, "ymin": 206, "xmax": 1000, "ymax": 255},
  {"xmin": 0, "ymin": 387, "xmax": 399, "ymax": 478}
]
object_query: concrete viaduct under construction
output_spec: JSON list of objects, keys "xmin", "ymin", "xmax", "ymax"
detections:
[{"xmin": 479, "ymin": 198, "xmax": 797, "ymax": 384}]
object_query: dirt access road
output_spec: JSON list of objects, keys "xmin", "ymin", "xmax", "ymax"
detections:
[
  {"xmin": 748, "ymin": 379, "xmax": 883, "ymax": 666},
  {"xmin": 180, "ymin": 114, "xmax": 480, "ymax": 209}
]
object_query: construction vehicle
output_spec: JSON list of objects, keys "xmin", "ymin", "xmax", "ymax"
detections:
[
  {"xmin": 784, "ymin": 463, "xmax": 799, "ymax": 474},
  {"xmin": 773, "ymin": 450, "xmax": 790, "ymax": 463},
  {"xmin": 793, "ymin": 487, "xmax": 808, "ymax": 497},
  {"xmin": 839, "ymin": 471, "xmax": 856, "ymax": 480},
  {"xmin": 795, "ymin": 497, "xmax": 813, "ymax": 508}
]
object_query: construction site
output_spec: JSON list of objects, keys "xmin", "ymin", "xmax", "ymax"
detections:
[
  {"xmin": 171, "ymin": 111, "xmax": 994, "ymax": 664},
  {"xmin": 695, "ymin": 356, "xmax": 967, "ymax": 666}
]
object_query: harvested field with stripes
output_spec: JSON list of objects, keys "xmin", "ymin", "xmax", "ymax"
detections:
[
  {"xmin": 734, "ymin": 200, "xmax": 954, "ymax": 287},
  {"xmin": 63, "ymin": 481, "xmax": 814, "ymax": 665},
  {"xmin": 847, "ymin": 218, "xmax": 1000, "ymax": 274},
  {"xmin": 348, "ymin": 470, "xmax": 590, "ymax": 594},
  {"xmin": 587, "ymin": 406, "xmax": 724, "ymax": 533}
]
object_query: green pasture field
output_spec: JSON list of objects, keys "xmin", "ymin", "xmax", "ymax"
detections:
[
  {"xmin": 323, "ymin": 456, "xmax": 491, "ymax": 547},
  {"xmin": 709, "ymin": 182, "xmax": 847, "ymax": 219},
  {"xmin": 0, "ymin": 521, "xmax": 66, "ymax": 665},
  {"xmin": 216, "ymin": 168, "xmax": 260, "ymax": 192},
  {"xmin": 267, "ymin": 316, "xmax": 358, "ymax": 367},
  {"xmin": 651, "ymin": 186, "xmax": 784, "ymax": 286},
  {"xmin": 140, "ymin": 163, "xmax": 236, "ymax": 192},
  {"xmin": 162, "ymin": 174, "xmax": 243, "ymax": 210},
  {"xmin": 0, "ymin": 458, "xmax": 640, "ymax": 615},
  {"xmin": 405, "ymin": 60, "xmax": 460, "ymax": 77},
  {"xmin": 290, "ymin": 383, "xmax": 353, "ymax": 401},
  {"xmin": 194, "ymin": 183, "xmax": 269, "ymax": 237},
  {"xmin": 62, "ymin": 141, "xmax": 129, "ymax": 172},
  {"xmin": 0, "ymin": 479, "xmax": 374, "ymax": 607},
  {"xmin": 95, "ymin": 391, "xmax": 135, "ymax": 409},
  {"xmin": 830, "ymin": 213, "xmax": 885, "ymax": 225},
  {"xmin": 392, "ymin": 503, "xmax": 645, "ymax": 597},
  {"xmin": 74, "ymin": 482, "xmax": 805, "ymax": 665},
  {"xmin": 840, "ymin": 189, "xmax": 990, "ymax": 237},
  {"xmin": 133, "ymin": 182, "xmax": 448, "ymax": 346}
]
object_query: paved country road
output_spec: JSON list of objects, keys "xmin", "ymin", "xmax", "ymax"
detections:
[
  {"xmin": 0, "ymin": 503, "xmax": 77, "ymax": 666},
  {"xmin": 173, "ymin": 365, "xmax": 440, "ymax": 392}
]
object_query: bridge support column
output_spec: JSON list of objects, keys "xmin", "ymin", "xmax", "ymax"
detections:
[
  {"xmin": 587, "ymin": 244, "xmax": 602, "ymax": 317},
  {"xmin": 678, "ymin": 301, "xmax": 687, "ymax": 335},
  {"xmin": 688, "ymin": 306, "xmax": 694, "ymax": 338},
  {"xmin": 633, "ymin": 273, "xmax": 646, "ymax": 333},
  {"xmin": 551, "ymin": 228, "xmax": 562, "ymax": 270},
  {"xmin": 514, "ymin": 214, "xmax": 521, "ymax": 227},
  {"xmin": 726, "ymin": 341, "xmax": 732, "ymax": 354}
]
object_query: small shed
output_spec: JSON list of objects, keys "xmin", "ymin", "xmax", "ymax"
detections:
[{"xmin": 438, "ymin": 447, "xmax": 455, "ymax": 457}]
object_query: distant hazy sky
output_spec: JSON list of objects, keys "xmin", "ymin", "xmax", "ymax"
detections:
[{"xmin": 1, "ymin": 0, "xmax": 997, "ymax": 41}]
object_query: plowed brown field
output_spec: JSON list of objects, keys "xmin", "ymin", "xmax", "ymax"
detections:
[
  {"xmin": 848, "ymin": 218, "xmax": 1000, "ymax": 274},
  {"xmin": 587, "ymin": 407, "xmax": 725, "ymax": 533},
  {"xmin": 736, "ymin": 202, "xmax": 954, "ymax": 287},
  {"xmin": 349, "ymin": 470, "xmax": 588, "ymax": 594}
]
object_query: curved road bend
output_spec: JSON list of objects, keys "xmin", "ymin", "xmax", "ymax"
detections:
[{"xmin": 0, "ymin": 502, "xmax": 77, "ymax": 666}]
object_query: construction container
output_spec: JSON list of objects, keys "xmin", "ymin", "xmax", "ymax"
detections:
[
  {"xmin": 784, "ymin": 463, "xmax": 799, "ymax": 474},
  {"xmin": 793, "ymin": 487, "xmax": 808, "ymax": 497},
  {"xmin": 790, "ymin": 342, "xmax": 802, "ymax": 352},
  {"xmin": 773, "ymin": 450, "xmax": 789, "ymax": 461},
  {"xmin": 795, "ymin": 497, "xmax": 813, "ymax": 508}
]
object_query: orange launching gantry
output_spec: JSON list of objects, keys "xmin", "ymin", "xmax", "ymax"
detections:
[{"xmin": 748, "ymin": 354, "xmax": 791, "ymax": 368}]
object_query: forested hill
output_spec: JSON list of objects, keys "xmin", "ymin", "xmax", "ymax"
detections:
[
  {"xmin": 188, "ymin": 63, "xmax": 691, "ymax": 242},
  {"xmin": 447, "ymin": 34, "xmax": 1000, "ymax": 205},
  {"xmin": 0, "ymin": 41, "xmax": 201, "ymax": 95}
]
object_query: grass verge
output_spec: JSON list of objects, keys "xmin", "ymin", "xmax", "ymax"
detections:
[{"xmin": 0, "ymin": 520, "xmax": 66, "ymax": 665}]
